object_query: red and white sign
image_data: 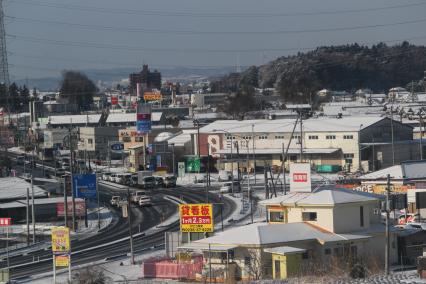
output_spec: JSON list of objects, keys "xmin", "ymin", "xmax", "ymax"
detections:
[
  {"xmin": 57, "ymin": 201, "xmax": 86, "ymax": 217},
  {"xmin": 0, "ymin": 218, "xmax": 11, "ymax": 226},
  {"xmin": 111, "ymin": 96, "xmax": 118, "ymax": 105},
  {"xmin": 289, "ymin": 163, "xmax": 311, "ymax": 193}
]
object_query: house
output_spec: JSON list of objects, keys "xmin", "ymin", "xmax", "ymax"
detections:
[{"xmin": 180, "ymin": 187, "xmax": 398, "ymax": 281}]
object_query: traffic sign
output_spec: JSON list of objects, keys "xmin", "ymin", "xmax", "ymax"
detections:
[{"xmin": 73, "ymin": 174, "xmax": 97, "ymax": 199}]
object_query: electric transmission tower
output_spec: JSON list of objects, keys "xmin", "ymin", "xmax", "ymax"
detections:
[{"xmin": 0, "ymin": 0, "xmax": 9, "ymax": 94}]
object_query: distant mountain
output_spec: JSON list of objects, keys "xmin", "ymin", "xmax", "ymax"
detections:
[
  {"xmin": 211, "ymin": 42, "xmax": 426, "ymax": 103},
  {"xmin": 14, "ymin": 66, "xmax": 238, "ymax": 91}
]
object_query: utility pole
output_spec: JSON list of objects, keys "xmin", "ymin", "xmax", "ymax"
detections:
[
  {"xmin": 230, "ymin": 135, "xmax": 234, "ymax": 194},
  {"xmin": 31, "ymin": 172, "xmax": 35, "ymax": 244},
  {"xmin": 69, "ymin": 121, "xmax": 76, "ymax": 232},
  {"xmin": 127, "ymin": 187, "xmax": 135, "ymax": 265},
  {"xmin": 282, "ymin": 142, "xmax": 286, "ymax": 194},
  {"xmin": 420, "ymin": 115, "xmax": 423, "ymax": 160},
  {"xmin": 299, "ymin": 111, "xmax": 303, "ymax": 162},
  {"xmin": 0, "ymin": 0, "xmax": 10, "ymax": 117},
  {"xmin": 251, "ymin": 124, "xmax": 256, "ymax": 184},
  {"xmin": 236, "ymin": 141, "xmax": 240, "ymax": 182},
  {"xmin": 390, "ymin": 107, "xmax": 395, "ymax": 165},
  {"xmin": 26, "ymin": 187, "xmax": 29, "ymax": 246},
  {"xmin": 171, "ymin": 143, "xmax": 176, "ymax": 176},
  {"xmin": 385, "ymin": 174, "xmax": 390, "ymax": 275},
  {"xmin": 63, "ymin": 176, "xmax": 68, "ymax": 228}
]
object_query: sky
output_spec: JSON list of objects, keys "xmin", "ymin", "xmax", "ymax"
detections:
[{"xmin": 3, "ymin": 0, "xmax": 426, "ymax": 80}]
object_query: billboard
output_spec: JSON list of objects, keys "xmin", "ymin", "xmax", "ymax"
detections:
[
  {"xmin": 179, "ymin": 204, "xmax": 213, "ymax": 233},
  {"xmin": 143, "ymin": 92, "xmax": 162, "ymax": 101},
  {"xmin": 111, "ymin": 96, "xmax": 118, "ymax": 105},
  {"xmin": 137, "ymin": 104, "xmax": 152, "ymax": 133},
  {"xmin": 73, "ymin": 174, "xmax": 97, "ymax": 199},
  {"xmin": 51, "ymin": 227, "xmax": 70, "ymax": 254},
  {"xmin": 57, "ymin": 200, "xmax": 86, "ymax": 217},
  {"xmin": 55, "ymin": 255, "xmax": 70, "ymax": 267},
  {"xmin": 289, "ymin": 163, "xmax": 311, "ymax": 192}
]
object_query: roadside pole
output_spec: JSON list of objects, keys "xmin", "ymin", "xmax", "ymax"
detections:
[
  {"xmin": 26, "ymin": 187, "xmax": 29, "ymax": 246},
  {"xmin": 282, "ymin": 142, "xmax": 286, "ymax": 194},
  {"xmin": 6, "ymin": 226, "xmax": 9, "ymax": 267},
  {"xmin": 127, "ymin": 187, "xmax": 135, "ymax": 265},
  {"xmin": 31, "ymin": 174, "xmax": 35, "ymax": 244},
  {"xmin": 208, "ymin": 243, "xmax": 212, "ymax": 284},
  {"xmin": 53, "ymin": 256, "xmax": 56, "ymax": 284},
  {"xmin": 97, "ymin": 173, "xmax": 100, "ymax": 230},
  {"xmin": 64, "ymin": 176, "xmax": 68, "ymax": 228},
  {"xmin": 385, "ymin": 174, "xmax": 390, "ymax": 275}
]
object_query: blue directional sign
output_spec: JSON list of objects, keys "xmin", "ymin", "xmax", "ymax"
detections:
[
  {"xmin": 110, "ymin": 142, "xmax": 124, "ymax": 153},
  {"xmin": 136, "ymin": 120, "xmax": 152, "ymax": 133},
  {"xmin": 73, "ymin": 174, "xmax": 97, "ymax": 199}
]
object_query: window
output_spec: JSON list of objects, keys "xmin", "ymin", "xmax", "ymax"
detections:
[
  {"xmin": 242, "ymin": 136, "xmax": 252, "ymax": 140},
  {"xmin": 344, "ymin": 153, "xmax": 354, "ymax": 164},
  {"xmin": 308, "ymin": 135, "xmax": 318, "ymax": 140},
  {"xmin": 324, "ymin": 248, "xmax": 331, "ymax": 255},
  {"xmin": 122, "ymin": 136, "xmax": 131, "ymax": 142},
  {"xmin": 275, "ymin": 135, "xmax": 285, "ymax": 139},
  {"xmin": 326, "ymin": 135, "xmax": 336, "ymax": 140},
  {"xmin": 360, "ymin": 206, "xmax": 364, "ymax": 227},
  {"xmin": 343, "ymin": 135, "xmax": 354, "ymax": 139},
  {"xmin": 269, "ymin": 211, "xmax": 284, "ymax": 223},
  {"xmin": 135, "ymin": 136, "xmax": 143, "ymax": 142},
  {"xmin": 292, "ymin": 135, "xmax": 301, "ymax": 140},
  {"xmin": 88, "ymin": 138, "xmax": 93, "ymax": 144},
  {"xmin": 302, "ymin": 212, "xmax": 317, "ymax": 221},
  {"xmin": 258, "ymin": 135, "xmax": 267, "ymax": 140}
]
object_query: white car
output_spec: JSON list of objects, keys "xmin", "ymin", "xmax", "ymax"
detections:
[
  {"xmin": 131, "ymin": 191, "xmax": 147, "ymax": 203},
  {"xmin": 108, "ymin": 173, "xmax": 117, "ymax": 182},
  {"xmin": 114, "ymin": 173, "xmax": 125, "ymax": 184},
  {"xmin": 102, "ymin": 172, "xmax": 111, "ymax": 181},
  {"xmin": 138, "ymin": 196, "xmax": 152, "ymax": 207},
  {"xmin": 110, "ymin": 196, "xmax": 122, "ymax": 207}
]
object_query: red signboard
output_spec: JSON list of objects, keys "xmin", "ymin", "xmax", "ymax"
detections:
[
  {"xmin": 0, "ymin": 218, "xmax": 11, "ymax": 226},
  {"xmin": 57, "ymin": 201, "xmax": 86, "ymax": 217},
  {"xmin": 293, "ymin": 173, "xmax": 308, "ymax": 182},
  {"xmin": 137, "ymin": 113, "xmax": 151, "ymax": 120},
  {"xmin": 111, "ymin": 96, "xmax": 118, "ymax": 105}
]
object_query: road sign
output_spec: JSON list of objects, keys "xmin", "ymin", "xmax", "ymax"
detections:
[
  {"xmin": 178, "ymin": 162, "xmax": 185, "ymax": 178},
  {"xmin": 51, "ymin": 227, "xmax": 70, "ymax": 254},
  {"xmin": 179, "ymin": 204, "xmax": 213, "ymax": 233},
  {"xmin": 54, "ymin": 255, "xmax": 70, "ymax": 267},
  {"xmin": 185, "ymin": 156, "xmax": 200, "ymax": 173},
  {"xmin": 0, "ymin": 218, "xmax": 11, "ymax": 227},
  {"xmin": 289, "ymin": 163, "xmax": 311, "ymax": 192},
  {"xmin": 73, "ymin": 174, "xmax": 97, "ymax": 199},
  {"xmin": 136, "ymin": 120, "xmax": 152, "ymax": 133}
]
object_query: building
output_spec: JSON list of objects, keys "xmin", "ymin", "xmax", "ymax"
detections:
[
  {"xmin": 180, "ymin": 187, "xmax": 398, "ymax": 281},
  {"xmin": 129, "ymin": 65, "xmax": 161, "ymax": 94},
  {"xmin": 77, "ymin": 126, "xmax": 121, "ymax": 159},
  {"xmin": 190, "ymin": 93, "xmax": 230, "ymax": 108},
  {"xmin": 197, "ymin": 116, "xmax": 417, "ymax": 173},
  {"xmin": 43, "ymin": 128, "xmax": 69, "ymax": 149}
]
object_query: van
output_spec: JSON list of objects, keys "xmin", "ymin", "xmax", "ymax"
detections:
[{"xmin": 220, "ymin": 181, "xmax": 241, "ymax": 193}]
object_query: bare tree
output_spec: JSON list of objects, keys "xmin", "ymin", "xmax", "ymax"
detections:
[
  {"xmin": 245, "ymin": 249, "xmax": 264, "ymax": 280},
  {"xmin": 72, "ymin": 266, "xmax": 111, "ymax": 284}
]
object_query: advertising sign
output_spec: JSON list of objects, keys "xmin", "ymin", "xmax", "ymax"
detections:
[
  {"xmin": 111, "ymin": 96, "xmax": 118, "ymax": 105},
  {"xmin": 57, "ymin": 200, "xmax": 86, "ymax": 217},
  {"xmin": 137, "ymin": 104, "xmax": 152, "ymax": 134},
  {"xmin": 179, "ymin": 204, "xmax": 213, "ymax": 233},
  {"xmin": 51, "ymin": 227, "xmax": 70, "ymax": 254},
  {"xmin": 55, "ymin": 255, "xmax": 70, "ymax": 267},
  {"xmin": 0, "ymin": 218, "xmax": 11, "ymax": 227},
  {"xmin": 73, "ymin": 174, "xmax": 97, "ymax": 199},
  {"xmin": 143, "ymin": 92, "xmax": 162, "ymax": 101},
  {"xmin": 289, "ymin": 163, "xmax": 311, "ymax": 192},
  {"xmin": 110, "ymin": 142, "xmax": 124, "ymax": 153},
  {"xmin": 178, "ymin": 162, "xmax": 185, "ymax": 178}
]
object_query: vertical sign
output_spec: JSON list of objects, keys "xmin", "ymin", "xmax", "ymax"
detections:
[
  {"xmin": 289, "ymin": 163, "xmax": 311, "ymax": 192},
  {"xmin": 179, "ymin": 204, "xmax": 213, "ymax": 233},
  {"xmin": 111, "ymin": 96, "xmax": 118, "ymax": 105},
  {"xmin": 51, "ymin": 227, "xmax": 70, "ymax": 254},
  {"xmin": 178, "ymin": 162, "xmax": 185, "ymax": 178},
  {"xmin": 137, "ymin": 104, "xmax": 152, "ymax": 133}
]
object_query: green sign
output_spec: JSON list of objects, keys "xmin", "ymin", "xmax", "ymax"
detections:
[{"xmin": 185, "ymin": 156, "xmax": 200, "ymax": 173}]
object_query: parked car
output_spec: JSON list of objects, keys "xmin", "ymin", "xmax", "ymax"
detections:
[
  {"xmin": 138, "ymin": 196, "xmax": 152, "ymax": 207},
  {"xmin": 154, "ymin": 176, "xmax": 164, "ymax": 187},
  {"xmin": 114, "ymin": 173, "xmax": 125, "ymax": 184},
  {"xmin": 110, "ymin": 196, "xmax": 122, "ymax": 207},
  {"xmin": 122, "ymin": 173, "xmax": 132, "ymax": 185},
  {"xmin": 130, "ymin": 174, "xmax": 138, "ymax": 187},
  {"xmin": 102, "ymin": 172, "xmax": 112, "ymax": 181},
  {"xmin": 164, "ymin": 175, "xmax": 177, "ymax": 188},
  {"xmin": 219, "ymin": 181, "xmax": 241, "ymax": 193},
  {"xmin": 108, "ymin": 173, "xmax": 117, "ymax": 182},
  {"xmin": 131, "ymin": 191, "xmax": 147, "ymax": 203},
  {"xmin": 62, "ymin": 163, "xmax": 70, "ymax": 171}
]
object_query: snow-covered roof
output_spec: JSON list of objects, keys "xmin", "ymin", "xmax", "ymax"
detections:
[
  {"xmin": 106, "ymin": 112, "xmax": 162, "ymax": 123},
  {"xmin": 195, "ymin": 222, "xmax": 370, "ymax": 246},
  {"xmin": 264, "ymin": 246, "xmax": 306, "ymax": 255},
  {"xmin": 48, "ymin": 114, "xmax": 101, "ymax": 125},
  {"xmin": 200, "ymin": 117, "xmax": 385, "ymax": 134},
  {"xmin": 0, "ymin": 197, "xmax": 84, "ymax": 209},
  {"xmin": 0, "ymin": 177, "xmax": 47, "ymax": 200},
  {"xmin": 359, "ymin": 165, "xmax": 403, "ymax": 180},
  {"xmin": 167, "ymin": 132, "xmax": 192, "ymax": 146}
]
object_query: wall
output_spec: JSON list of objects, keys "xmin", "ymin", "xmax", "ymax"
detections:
[
  {"xmin": 332, "ymin": 203, "xmax": 372, "ymax": 233},
  {"xmin": 287, "ymin": 206, "xmax": 334, "ymax": 232}
]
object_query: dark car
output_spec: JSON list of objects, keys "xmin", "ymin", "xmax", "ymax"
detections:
[
  {"xmin": 164, "ymin": 176, "xmax": 177, "ymax": 188},
  {"xmin": 154, "ymin": 176, "xmax": 164, "ymax": 187}
]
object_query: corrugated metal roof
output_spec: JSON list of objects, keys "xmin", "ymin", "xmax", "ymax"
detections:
[{"xmin": 48, "ymin": 114, "xmax": 101, "ymax": 125}]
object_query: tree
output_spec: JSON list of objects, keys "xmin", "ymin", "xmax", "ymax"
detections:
[
  {"xmin": 60, "ymin": 71, "xmax": 97, "ymax": 111},
  {"xmin": 244, "ymin": 249, "xmax": 264, "ymax": 280},
  {"xmin": 221, "ymin": 85, "xmax": 257, "ymax": 119},
  {"xmin": 72, "ymin": 266, "xmax": 111, "ymax": 284}
]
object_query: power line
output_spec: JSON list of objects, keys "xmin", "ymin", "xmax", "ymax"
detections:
[
  {"xmin": 8, "ymin": 0, "xmax": 426, "ymax": 18},
  {"xmin": 5, "ymin": 15, "xmax": 426, "ymax": 35}
]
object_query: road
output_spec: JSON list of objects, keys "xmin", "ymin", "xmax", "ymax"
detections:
[{"xmin": 2, "ymin": 151, "xmax": 237, "ymax": 281}]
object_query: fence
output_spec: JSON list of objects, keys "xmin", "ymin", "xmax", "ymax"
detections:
[{"xmin": 141, "ymin": 255, "xmax": 203, "ymax": 280}]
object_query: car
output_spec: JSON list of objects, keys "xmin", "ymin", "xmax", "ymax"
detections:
[
  {"xmin": 219, "ymin": 181, "xmax": 241, "ymax": 193},
  {"xmin": 108, "ymin": 173, "xmax": 117, "ymax": 182},
  {"xmin": 16, "ymin": 155, "xmax": 25, "ymax": 165},
  {"xmin": 114, "ymin": 173, "xmax": 125, "ymax": 184},
  {"xmin": 122, "ymin": 173, "xmax": 132, "ymax": 185},
  {"xmin": 131, "ymin": 191, "xmax": 147, "ymax": 203},
  {"xmin": 102, "ymin": 172, "xmax": 112, "ymax": 181},
  {"xmin": 62, "ymin": 163, "xmax": 70, "ymax": 171},
  {"xmin": 110, "ymin": 196, "xmax": 122, "ymax": 207},
  {"xmin": 138, "ymin": 196, "xmax": 152, "ymax": 207},
  {"xmin": 164, "ymin": 175, "xmax": 177, "ymax": 188},
  {"xmin": 154, "ymin": 176, "xmax": 164, "ymax": 187},
  {"xmin": 130, "ymin": 174, "xmax": 138, "ymax": 187},
  {"xmin": 55, "ymin": 168, "xmax": 66, "ymax": 176},
  {"xmin": 139, "ymin": 176, "xmax": 156, "ymax": 189},
  {"xmin": 218, "ymin": 170, "xmax": 232, "ymax": 182}
]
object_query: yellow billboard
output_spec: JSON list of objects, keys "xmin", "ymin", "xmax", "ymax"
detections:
[
  {"xmin": 179, "ymin": 204, "xmax": 213, "ymax": 233},
  {"xmin": 55, "ymin": 255, "xmax": 70, "ymax": 267},
  {"xmin": 143, "ymin": 92, "xmax": 162, "ymax": 101},
  {"xmin": 51, "ymin": 227, "xmax": 70, "ymax": 254}
]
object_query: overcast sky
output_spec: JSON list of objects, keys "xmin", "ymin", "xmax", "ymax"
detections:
[{"xmin": 4, "ymin": 0, "xmax": 426, "ymax": 80}]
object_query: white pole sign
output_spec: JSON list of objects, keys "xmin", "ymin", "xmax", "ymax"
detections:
[{"xmin": 289, "ymin": 163, "xmax": 312, "ymax": 192}]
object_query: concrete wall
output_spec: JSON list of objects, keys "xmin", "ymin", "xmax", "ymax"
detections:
[{"xmin": 287, "ymin": 206, "xmax": 334, "ymax": 232}]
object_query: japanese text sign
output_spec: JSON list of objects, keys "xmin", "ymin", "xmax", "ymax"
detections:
[
  {"xmin": 51, "ymin": 227, "xmax": 70, "ymax": 254},
  {"xmin": 289, "ymin": 163, "xmax": 311, "ymax": 192},
  {"xmin": 179, "ymin": 204, "xmax": 213, "ymax": 233},
  {"xmin": 54, "ymin": 255, "xmax": 70, "ymax": 267},
  {"xmin": 0, "ymin": 218, "xmax": 11, "ymax": 227}
]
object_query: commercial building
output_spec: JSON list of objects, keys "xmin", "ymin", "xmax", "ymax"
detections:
[
  {"xmin": 198, "ymin": 116, "xmax": 417, "ymax": 173},
  {"xmin": 77, "ymin": 126, "xmax": 121, "ymax": 159},
  {"xmin": 129, "ymin": 65, "xmax": 161, "ymax": 94}
]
